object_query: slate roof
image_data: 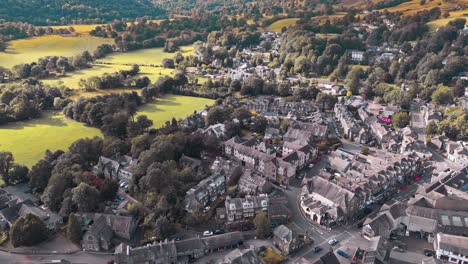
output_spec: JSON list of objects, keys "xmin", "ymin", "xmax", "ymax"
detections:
[
  {"xmin": 175, "ymin": 237, "xmax": 204, "ymax": 253},
  {"xmin": 274, "ymin": 225, "xmax": 293, "ymax": 243},
  {"xmin": 88, "ymin": 215, "xmax": 114, "ymax": 241},
  {"xmin": 201, "ymin": 232, "xmax": 243, "ymax": 249},
  {"xmin": 216, "ymin": 248, "xmax": 261, "ymax": 264}
]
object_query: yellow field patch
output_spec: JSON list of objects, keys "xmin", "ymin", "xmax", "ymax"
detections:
[
  {"xmin": 0, "ymin": 35, "xmax": 114, "ymax": 69},
  {"xmin": 427, "ymin": 9, "xmax": 468, "ymax": 30},
  {"xmin": 50, "ymin": 24, "xmax": 105, "ymax": 34},
  {"xmin": 266, "ymin": 18, "xmax": 300, "ymax": 32},
  {"xmin": 137, "ymin": 95, "xmax": 214, "ymax": 128},
  {"xmin": 0, "ymin": 111, "xmax": 102, "ymax": 167}
]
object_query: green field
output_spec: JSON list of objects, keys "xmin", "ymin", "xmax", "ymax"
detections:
[
  {"xmin": 0, "ymin": 35, "xmax": 114, "ymax": 69},
  {"xmin": 0, "ymin": 112, "xmax": 102, "ymax": 167},
  {"xmin": 101, "ymin": 45, "xmax": 193, "ymax": 66},
  {"xmin": 42, "ymin": 45, "xmax": 194, "ymax": 90},
  {"xmin": 266, "ymin": 18, "xmax": 299, "ymax": 32},
  {"xmin": 137, "ymin": 95, "xmax": 214, "ymax": 128},
  {"xmin": 43, "ymin": 64, "xmax": 174, "ymax": 89}
]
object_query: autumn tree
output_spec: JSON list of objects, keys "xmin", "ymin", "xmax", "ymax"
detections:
[
  {"xmin": 392, "ymin": 112, "xmax": 411, "ymax": 128},
  {"xmin": 253, "ymin": 211, "xmax": 271, "ymax": 239}
]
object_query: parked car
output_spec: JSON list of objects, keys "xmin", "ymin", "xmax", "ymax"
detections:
[
  {"xmin": 203, "ymin": 231, "xmax": 213, "ymax": 236},
  {"xmin": 119, "ymin": 182, "xmax": 127, "ymax": 188},
  {"xmin": 392, "ymin": 246, "xmax": 405, "ymax": 252},
  {"xmin": 328, "ymin": 239, "xmax": 338, "ymax": 245},
  {"xmin": 314, "ymin": 246, "xmax": 322, "ymax": 253},
  {"xmin": 214, "ymin": 230, "xmax": 225, "ymax": 235},
  {"xmin": 336, "ymin": 249, "xmax": 349, "ymax": 258},
  {"xmin": 116, "ymin": 195, "xmax": 125, "ymax": 201}
]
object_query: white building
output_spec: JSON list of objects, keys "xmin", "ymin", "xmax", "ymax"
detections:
[{"xmin": 435, "ymin": 233, "xmax": 468, "ymax": 264}]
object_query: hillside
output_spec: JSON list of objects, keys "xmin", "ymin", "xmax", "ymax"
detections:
[{"xmin": 0, "ymin": 0, "xmax": 166, "ymax": 25}]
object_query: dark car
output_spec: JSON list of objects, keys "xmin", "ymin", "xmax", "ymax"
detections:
[
  {"xmin": 214, "ymin": 229, "xmax": 225, "ymax": 235},
  {"xmin": 314, "ymin": 246, "xmax": 322, "ymax": 253},
  {"xmin": 336, "ymin": 249, "xmax": 349, "ymax": 258}
]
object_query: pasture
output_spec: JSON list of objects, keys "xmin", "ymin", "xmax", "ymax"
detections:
[
  {"xmin": 0, "ymin": 35, "xmax": 114, "ymax": 69},
  {"xmin": 137, "ymin": 95, "xmax": 214, "ymax": 128},
  {"xmin": 379, "ymin": 0, "xmax": 466, "ymax": 16},
  {"xmin": 42, "ymin": 45, "xmax": 194, "ymax": 90},
  {"xmin": 50, "ymin": 24, "xmax": 105, "ymax": 34},
  {"xmin": 427, "ymin": 9, "xmax": 468, "ymax": 30},
  {"xmin": 266, "ymin": 18, "xmax": 299, "ymax": 32},
  {"xmin": 0, "ymin": 112, "xmax": 102, "ymax": 168}
]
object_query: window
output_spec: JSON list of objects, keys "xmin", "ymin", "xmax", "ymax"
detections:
[{"xmin": 88, "ymin": 235, "xmax": 94, "ymax": 241}]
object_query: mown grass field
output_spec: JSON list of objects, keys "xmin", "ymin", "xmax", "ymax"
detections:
[
  {"xmin": 0, "ymin": 35, "xmax": 114, "ymax": 69},
  {"xmin": 42, "ymin": 64, "xmax": 174, "ymax": 89},
  {"xmin": 0, "ymin": 111, "xmax": 102, "ymax": 167},
  {"xmin": 50, "ymin": 24, "xmax": 105, "ymax": 34},
  {"xmin": 42, "ymin": 45, "xmax": 194, "ymax": 90},
  {"xmin": 137, "ymin": 95, "xmax": 214, "ymax": 128},
  {"xmin": 427, "ymin": 9, "xmax": 468, "ymax": 30},
  {"xmin": 312, "ymin": 12, "xmax": 347, "ymax": 24},
  {"xmin": 266, "ymin": 18, "xmax": 299, "ymax": 32},
  {"xmin": 379, "ymin": 0, "xmax": 465, "ymax": 16}
]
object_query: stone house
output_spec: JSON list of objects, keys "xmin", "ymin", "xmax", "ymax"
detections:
[
  {"xmin": 93, "ymin": 155, "xmax": 138, "ymax": 183},
  {"xmin": 273, "ymin": 225, "xmax": 308, "ymax": 255},
  {"xmin": 80, "ymin": 213, "xmax": 137, "ymax": 252},
  {"xmin": 183, "ymin": 173, "xmax": 226, "ymax": 214}
]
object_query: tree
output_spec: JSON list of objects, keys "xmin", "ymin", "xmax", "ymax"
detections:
[
  {"xmin": 251, "ymin": 116, "xmax": 268, "ymax": 134},
  {"xmin": 72, "ymin": 182, "xmax": 100, "ymax": 212},
  {"xmin": 316, "ymin": 93, "xmax": 338, "ymax": 111},
  {"xmin": 205, "ymin": 107, "xmax": 226, "ymax": 125},
  {"xmin": 392, "ymin": 112, "xmax": 410, "ymax": 128},
  {"xmin": 10, "ymin": 213, "xmax": 48, "ymax": 247},
  {"xmin": 425, "ymin": 120, "xmax": 438, "ymax": 137},
  {"xmin": 100, "ymin": 179, "xmax": 119, "ymax": 201},
  {"xmin": 29, "ymin": 160, "xmax": 52, "ymax": 194},
  {"xmin": 0, "ymin": 151, "xmax": 14, "ymax": 185},
  {"xmin": 361, "ymin": 145, "xmax": 370, "ymax": 155},
  {"xmin": 232, "ymin": 108, "xmax": 252, "ymax": 122},
  {"xmin": 67, "ymin": 214, "xmax": 82, "ymax": 244},
  {"xmin": 9, "ymin": 164, "xmax": 28, "ymax": 184},
  {"xmin": 432, "ymin": 86, "xmax": 453, "ymax": 105},
  {"xmin": 153, "ymin": 215, "xmax": 176, "ymax": 240},
  {"xmin": 345, "ymin": 67, "xmax": 363, "ymax": 95},
  {"xmin": 253, "ymin": 211, "xmax": 271, "ymax": 239}
]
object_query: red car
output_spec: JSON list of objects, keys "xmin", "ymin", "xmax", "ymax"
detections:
[
  {"xmin": 400, "ymin": 185, "xmax": 407, "ymax": 191},
  {"xmin": 414, "ymin": 176, "xmax": 421, "ymax": 182}
]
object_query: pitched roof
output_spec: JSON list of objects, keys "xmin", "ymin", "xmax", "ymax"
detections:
[
  {"xmin": 202, "ymin": 232, "xmax": 243, "ymax": 249},
  {"xmin": 273, "ymin": 225, "xmax": 294, "ymax": 243},
  {"xmin": 216, "ymin": 248, "xmax": 261, "ymax": 264}
]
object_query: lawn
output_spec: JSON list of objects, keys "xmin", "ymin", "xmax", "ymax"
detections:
[
  {"xmin": 137, "ymin": 95, "xmax": 214, "ymax": 128},
  {"xmin": 0, "ymin": 35, "xmax": 114, "ymax": 69},
  {"xmin": 266, "ymin": 18, "xmax": 299, "ymax": 32},
  {"xmin": 0, "ymin": 112, "xmax": 102, "ymax": 168}
]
